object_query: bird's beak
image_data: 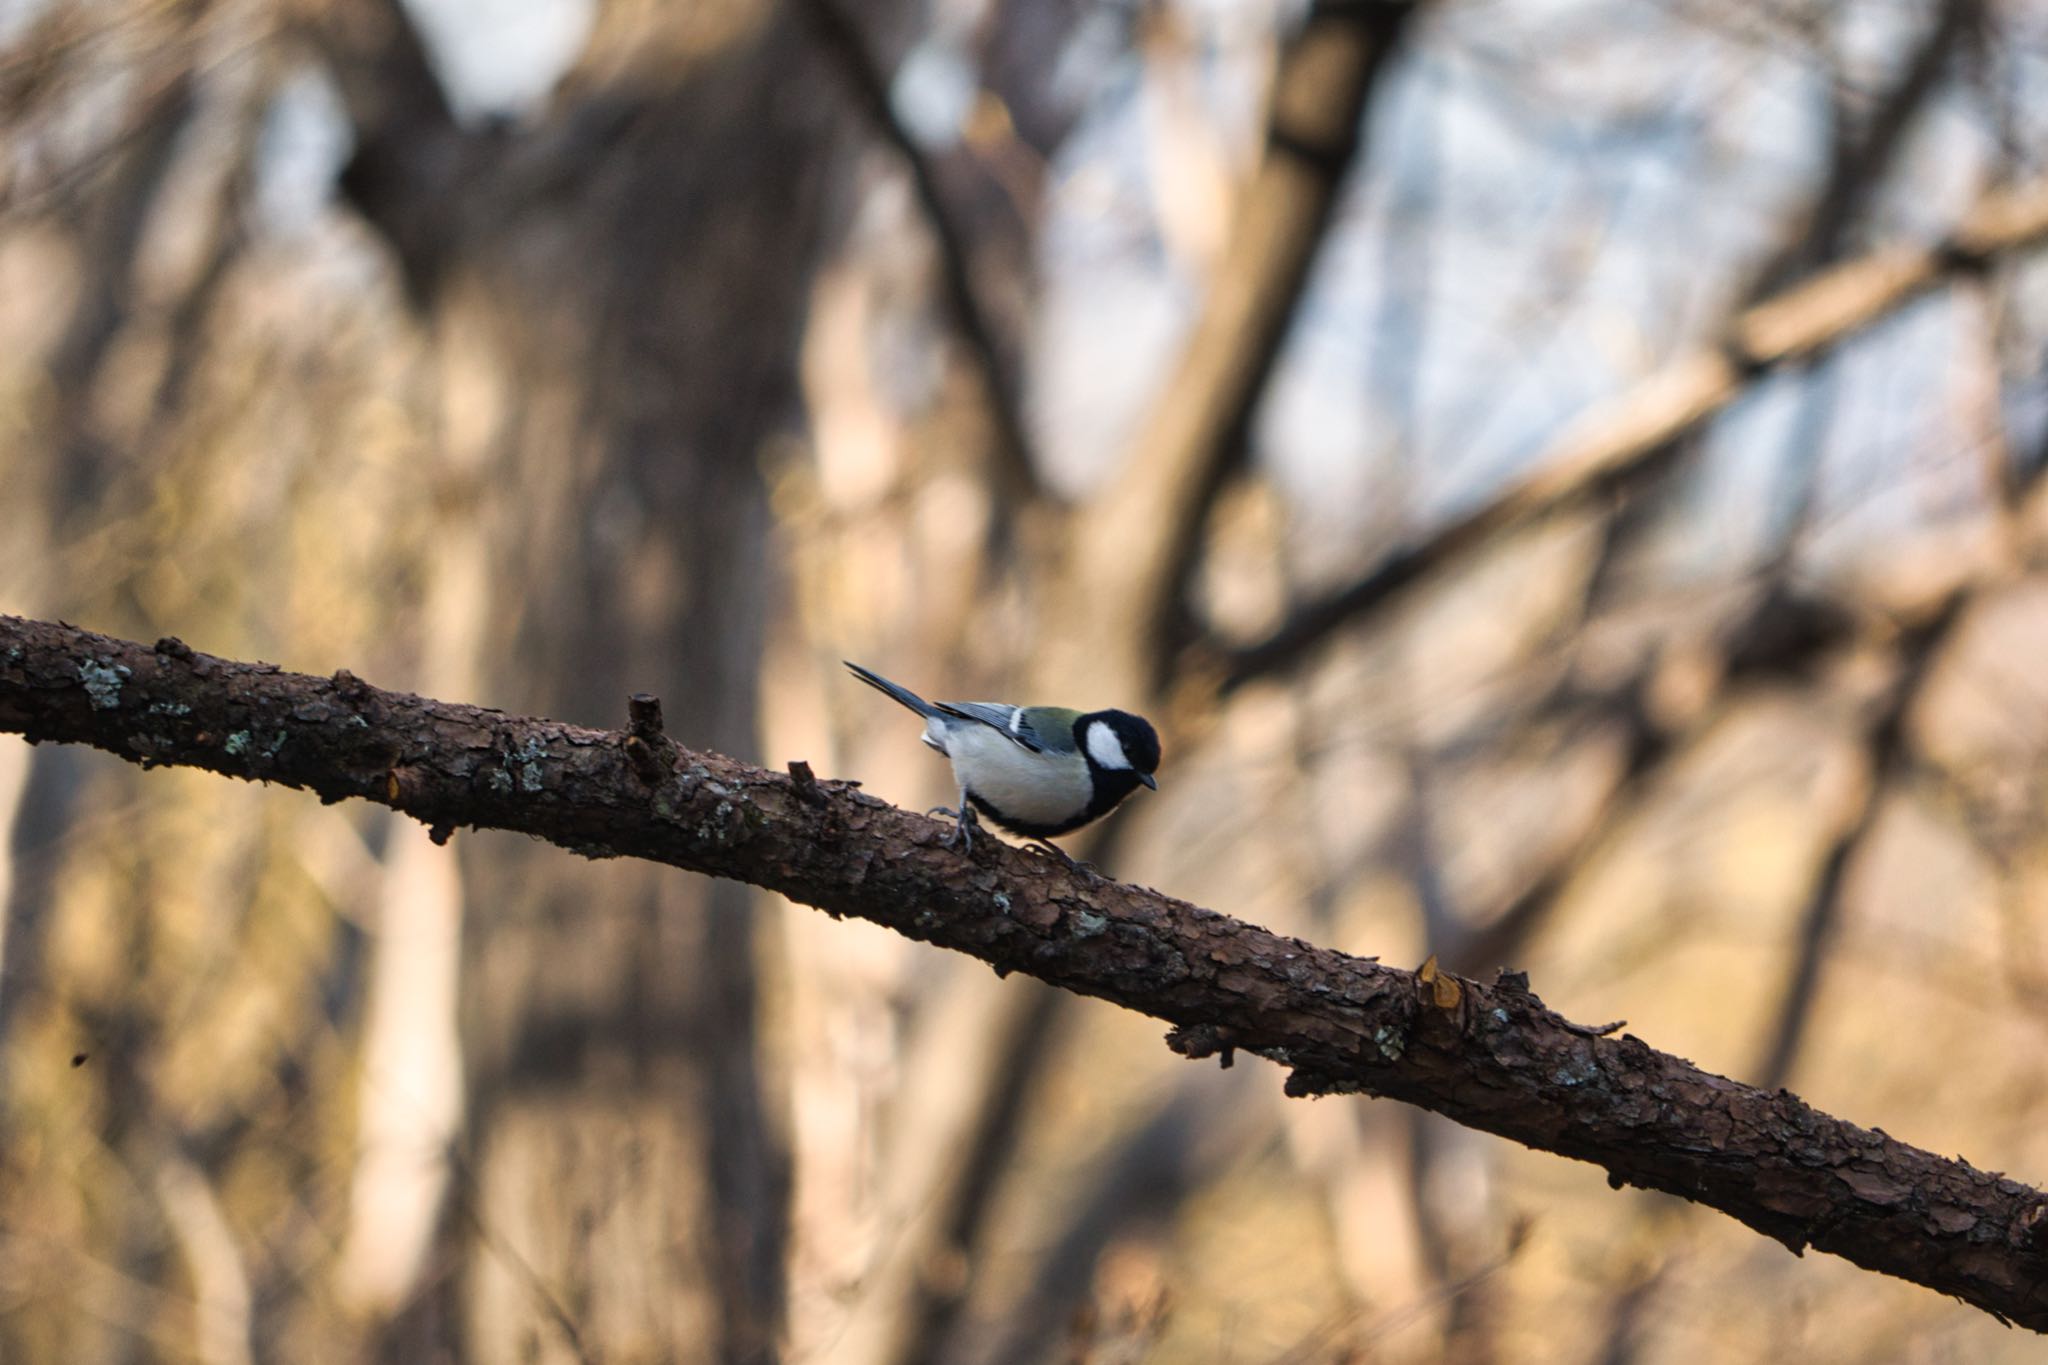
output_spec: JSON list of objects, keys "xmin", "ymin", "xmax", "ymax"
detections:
[{"xmin": 1138, "ymin": 772, "xmax": 1157, "ymax": 790}]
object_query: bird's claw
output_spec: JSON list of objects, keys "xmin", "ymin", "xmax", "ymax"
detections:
[
  {"xmin": 1028, "ymin": 839, "xmax": 1096, "ymax": 875},
  {"xmin": 927, "ymin": 803, "xmax": 979, "ymax": 854}
]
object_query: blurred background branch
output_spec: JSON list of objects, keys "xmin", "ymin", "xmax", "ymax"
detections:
[{"xmin": 1216, "ymin": 176, "xmax": 2048, "ymax": 694}]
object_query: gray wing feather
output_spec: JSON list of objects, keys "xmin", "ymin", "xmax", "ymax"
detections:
[
  {"xmin": 935, "ymin": 701, "xmax": 1044, "ymax": 752},
  {"xmin": 934, "ymin": 702, "xmax": 1085, "ymax": 755},
  {"xmin": 849, "ymin": 663, "xmax": 1074, "ymax": 756}
]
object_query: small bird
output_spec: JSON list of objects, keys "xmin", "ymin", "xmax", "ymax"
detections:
[{"xmin": 845, "ymin": 662, "xmax": 1160, "ymax": 855}]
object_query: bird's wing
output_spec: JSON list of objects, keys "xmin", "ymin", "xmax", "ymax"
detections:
[{"xmin": 934, "ymin": 701, "xmax": 1079, "ymax": 754}]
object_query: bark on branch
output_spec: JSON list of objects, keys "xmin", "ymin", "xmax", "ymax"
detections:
[{"xmin": 3, "ymin": 613, "xmax": 2047, "ymax": 1329}]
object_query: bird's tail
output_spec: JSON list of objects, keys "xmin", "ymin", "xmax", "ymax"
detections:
[{"xmin": 844, "ymin": 662, "xmax": 941, "ymax": 718}]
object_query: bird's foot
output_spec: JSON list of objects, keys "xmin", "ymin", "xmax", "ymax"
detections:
[
  {"xmin": 1027, "ymin": 839, "xmax": 1096, "ymax": 876},
  {"xmin": 926, "ymin": 803, "xmax": 980, "ymax": 854}
]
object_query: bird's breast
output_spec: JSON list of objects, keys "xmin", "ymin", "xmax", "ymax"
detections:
[{"xmin": 943, "ymin": 725, "xmax": 1090, "ymax": 831}]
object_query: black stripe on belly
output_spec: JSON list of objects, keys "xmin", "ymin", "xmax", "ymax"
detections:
[{"xmin": 965, "ymin": 770, "xmax": 1146, "ymax": 839}]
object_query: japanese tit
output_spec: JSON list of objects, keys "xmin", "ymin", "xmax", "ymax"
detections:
[{"xmin": 845, "ymin": 662, "xmax": 1160, "ymax": 853}]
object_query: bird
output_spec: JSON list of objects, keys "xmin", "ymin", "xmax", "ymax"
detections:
[{"xmin": 844, "ymin": 662, "xmax": 1160, "ymax": 857}]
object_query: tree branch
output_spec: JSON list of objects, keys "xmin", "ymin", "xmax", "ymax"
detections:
[
  {"xmin": 794, "ymin": 0, "xmax": 1045, "ymax": 508},
  {"xmin": 1752, "ymin": 588, "xmax": 1971, "ymax": 1090},
  {"xmin": 1219, "ymin": 176, "xmax": 2048, "ymax": 691},
  {"xmin": 4, "ymin": 613, "xmax": 2047, "ymax": 1329},
  {"xmin": 1058, "ymin": 0, "xmax": 1424, "ymax": 696},
  {"xmin": 1747, "ymin": 0, "xmax": 1984, "ymax": 297},
  {"xmin": 291, "ymin": 0, "xmax": 469, "ymax": 303}
]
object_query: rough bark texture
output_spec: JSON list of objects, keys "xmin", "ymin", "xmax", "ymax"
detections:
[{"xmin": 5, "ymin": 613, "xmax": 2048, "ymax": 1331}]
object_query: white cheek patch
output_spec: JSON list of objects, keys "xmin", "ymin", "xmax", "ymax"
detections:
[{"xmin": 1085, "ymin": 721, "xmax": 1131, "ymax": 771}]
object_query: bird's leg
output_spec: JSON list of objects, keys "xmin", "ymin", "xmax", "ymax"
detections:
[{"xmin": 924, "ymin": 788, "xmax": 978, "ymax": 854}]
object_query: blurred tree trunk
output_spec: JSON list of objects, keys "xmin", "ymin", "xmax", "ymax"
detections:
[{"xmin": 315, "ymin": 1, "xmax": 878, "ymax": 1358}]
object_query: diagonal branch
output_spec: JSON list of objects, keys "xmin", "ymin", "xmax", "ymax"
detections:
[
  {"xmin": 1220, "ymin": 177, "xmax": 2048, "ymax": 691},
  {"xmin": 1747, "ymin": 0, "xmax": 1984, "ymax": 297},
  {"xmin": 3, "ymin": 613, "xmax": 2047, "ymax": 1329},
  {"xmin": 794, "ymin": 0, "xmax": 1045, "ymax": 507},
  {"xmin": 1057, "ymin": 0, "xmax": 1424, "ymax": 696}
]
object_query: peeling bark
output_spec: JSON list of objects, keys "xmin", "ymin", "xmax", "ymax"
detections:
[{"xmin": 4, "ymin": 613, "xmax": 2047, "ymax": 1331}]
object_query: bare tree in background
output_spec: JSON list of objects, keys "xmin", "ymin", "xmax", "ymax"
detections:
[
  {"xmin": 4, "ymin": 0, "xmax": 2048, "ymax": 1361},
  {"xmin": 4, "ymin": 0, "xmax": 887, "ymax": 1358},
  {"xmin": 309, "ymin": 2, "xmax": 913, "ymax": 1359}
]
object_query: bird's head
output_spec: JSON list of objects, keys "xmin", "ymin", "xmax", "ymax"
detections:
[{"xmin": 1080, "ymin": 710, "xmax": 1161, "ymax": 790}]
